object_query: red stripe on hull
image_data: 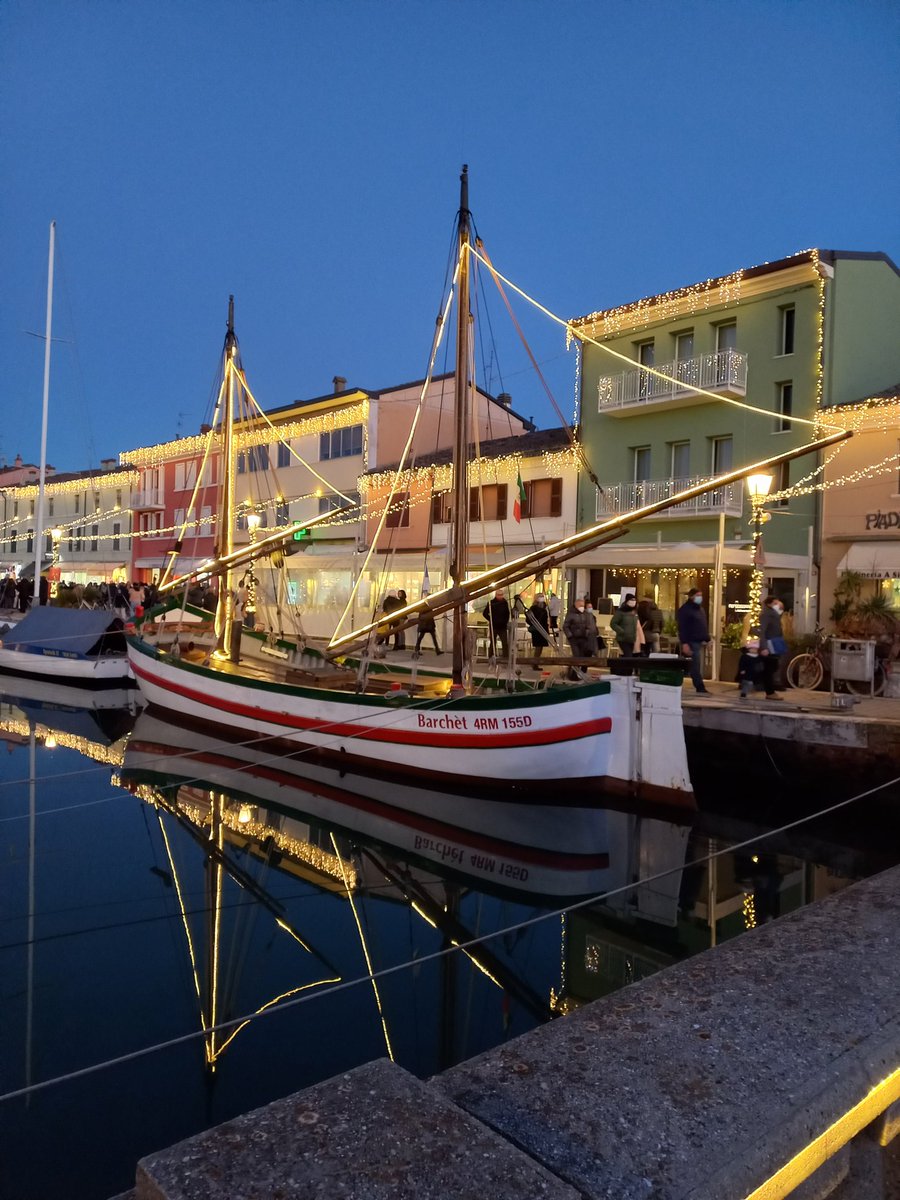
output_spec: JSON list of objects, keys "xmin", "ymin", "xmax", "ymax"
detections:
[{"xmin": 132, "ymin": 659, "xmax": 612, "ymax": 749}]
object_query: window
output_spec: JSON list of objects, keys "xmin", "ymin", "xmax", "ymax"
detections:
[
  {"xmin": 275, "ymin": 500, "xmax": 290, "ymax": 525},
  {"xmin": 318, "ymin": 494, "xmax": 342, "ymax": 515},
  {"xmin": 26, "ymin": 530, "xmax": 34, "ymax": 553},
  {"xmin": 522, "ymin": 478, "xmax": 562, "ymax": 519},
  {"xmin": 673, "ymin": 331, "xmax": 696, "ymax": 388},
  {"xmin": 776, "ymin": 382, "xmax": 793, "ymax": 433},
  {"xmin": 779, "ymin": 306, "xmax": 795, "ymax": 356},
  {"xmin": 116, "ymin": 490, "xmax": 122, "ymax": 509},
  {"xmin": 670, "ymin": 441, "xmax": 690, "ymax": 479},
  {"xmin": 385, "ymin": 491, "xmax": 410, "ymax": 528},
  {"xmin": 636, "ymin": 341, "xmax": 655, "ymax": 398},
  {"xmin": 74, "ymin": 495, "xmax": 80, "ymax": 514},
  {"xmin": 632, "ymin": 447, "xmax": 651, "ymax": 483},
  {"xmin": 319, "ymin": 425, "xmax": 363, "ymax": 461},
  {"xmin": 469, "ymin": 483, "xmax": 507, "ymax": 521},
  {"xmin": 174, "ymin": 461, "xmax": 198, "ymax": 491},
  {"xmin": 238, "ymin": 446, "xmax": 270, "ymax": 474},
  {"xmin": 10, "ymin": 530, "xmax": 16, "ymax": 552},
  {"xmin": 76, "ymin": 526, "xmax": 83, "ymax": 551},
  {"xmin": 711, "ymin": 436, "xmax": 733, "ymax": 473},
  {"xmin": 715, "ymin": 323, "xmax": 737, "ymax": 383},
  {"xmin": 431, "ymin": 492, "xmax": 451, "ymax": 525},
  {"xmin": 277, "ymin": 441, "xmax": 292, "ymax": 469},
  {"xmin": 13, "ymin": 501, "xmax": 18, "ymax": 518},
  {"xmin": 48, "ymin": 498, "xmax": 54, "ymax": 518},
  {"xmin": 113, "ymin": 523, "xmax": 121, "ymax": 551},
  {"xmin": 91, "ymin": 524, "xmax": 98, "ymax": 551},
  {"xmin": 776, "ymin": 461, "xmax": 790, "ymax": 507},
  {"xmin": 200, "ymin": 506, "xmax": 213, "ymax": 536},
  {"xmin": 29, "ymin": 500, "xmax": 35, "ymax": 517},
  {"xmin": 173, "ymin": 508, "xmax": 185, "ymax": 532},
  {"xmin": 45, "ymin": 532, "xmax": 52, "ymax": 553}
]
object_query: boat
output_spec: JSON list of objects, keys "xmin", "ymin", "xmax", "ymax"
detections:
[
  {"xmin": 122, "ymin": 708, "xmax": 642, "ymax": 903},
  {"xmin": 0, "ymin": 607, "xmax": 133, "ymax": 686},
  {"xmin": 126, "ymin": 168, "xmax": 849, "ymax": 800}
]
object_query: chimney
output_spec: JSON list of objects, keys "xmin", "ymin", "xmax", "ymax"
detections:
[
  {"xmin": 100, "ymin": 457, "xmax": 116, "ymax": 472},
  {"xmin": 200, "ymin": 423, "xmax": 212, "ymax": 434},
  {"xmin": 14, "ymin": 453, "xmax": 22, "ymax": 467},
  {"xmin": 333, "ymin": 375, "xmax": 347, "ymax": 394},
  {"xmin": 497, "ymin": 392, "xmax": 512, "ymax": 407}
]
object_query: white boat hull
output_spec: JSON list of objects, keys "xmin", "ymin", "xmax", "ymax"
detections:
[
  {"xmin": 0, "ymin": 647, "xmax": 133, "ymax": 687},
  {"xmin": 127, "ymin": 638, "xmax": 694, "ymax": 805}
]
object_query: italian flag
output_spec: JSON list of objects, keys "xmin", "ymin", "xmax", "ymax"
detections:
[{"xmin": 513, "ymin": 469, "xmax": 526, "ymax": 523}]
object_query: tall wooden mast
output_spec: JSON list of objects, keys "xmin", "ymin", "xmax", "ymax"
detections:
[
  {"xmin": 450, "ymin": 166, "xmax": 472, "ymax": 687},
  {"xmin": 215, "ymin": 297, "xmax": 238, "ymax": 658}
]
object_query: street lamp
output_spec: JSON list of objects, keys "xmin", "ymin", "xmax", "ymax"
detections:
[
  {"xmin": 745, "ymin": 473, "xmax": 773, "ymax": 625},
  {"xmin": 245, "ymin": 512, "xmax": 261, "ymax": 629}
]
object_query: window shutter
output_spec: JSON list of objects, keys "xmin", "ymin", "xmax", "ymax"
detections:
[{"xmin": 550, "ymin": 478, "xmax": 563, "ymax": 518}]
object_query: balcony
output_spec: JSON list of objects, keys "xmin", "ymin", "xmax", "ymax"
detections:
[
  {"xmin": 133, "ymin": 490, "xmax": 165, "ymax": 509},
  {"xmin": 597, "ymin": 349, "xmax": 748, "ymax": 416},
  {"xmin": 595, "ymin": 476, "xmax": 743, "ymax": 520}
]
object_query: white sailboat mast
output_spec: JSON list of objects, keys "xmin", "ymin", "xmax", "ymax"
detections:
[
  {"xmin": 450, "ymin": 166, "xmax": 472, "ymax": 687},
  {"xmin": 33, "ymin": 220, "xmax": 55, "ymax": 603}
]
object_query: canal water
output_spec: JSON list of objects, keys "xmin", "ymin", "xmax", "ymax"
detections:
[{"xmin": 1, "ymin": 685, "xmax": 898, "ymax": 1200}]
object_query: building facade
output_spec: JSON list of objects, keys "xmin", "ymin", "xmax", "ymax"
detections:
[{"xmin": 570, "ymin": 250, "xmax": 900, "ymax": 638}]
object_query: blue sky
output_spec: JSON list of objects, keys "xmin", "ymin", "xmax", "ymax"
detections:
[{"xmin": 1, "ymin": 0, "xmax": 897, "ymax": 469}]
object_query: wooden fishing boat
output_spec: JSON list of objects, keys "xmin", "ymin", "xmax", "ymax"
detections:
[{"xmin": 127, "ymin": 169, "xmax": 849, "ymax": 801}]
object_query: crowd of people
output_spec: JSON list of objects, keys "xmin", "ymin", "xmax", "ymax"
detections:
[{"xmin": 0, "ymin": 575, "xmax": 163, "ymax": 616}]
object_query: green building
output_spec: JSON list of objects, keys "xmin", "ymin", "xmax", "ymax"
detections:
[{"xmin": 569, "ymin": 250, "xmax": 900, "ymax": 645}]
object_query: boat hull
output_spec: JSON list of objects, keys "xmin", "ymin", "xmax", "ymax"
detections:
[
  {"xmin": 127, "ymin": 638, "xmax": 694, "ymax": 805},
  {"xmin": 0, "ymin": 647, "xmax": 133, "ymax": 687}
]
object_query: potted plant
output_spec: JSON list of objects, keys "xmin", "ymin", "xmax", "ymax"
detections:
[{"xmin": 719, "ymin": 621, "xmax": 744, "ymax": 682}]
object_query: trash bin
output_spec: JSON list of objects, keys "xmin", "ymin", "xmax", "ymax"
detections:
[{"xmin": 831, "ymin": 639, "xmax": 875, "ymax": 683}]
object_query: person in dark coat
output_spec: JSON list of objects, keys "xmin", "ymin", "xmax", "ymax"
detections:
[
  {"xmin": 379, "ymin": 589, "xmax": 401, "ymax": 649},
  {"xmin": 526, "ymin": 594, "xmax": 551, "ymax": 658},
  {"xmin": 637, "ymin": 596, "xmax": 663, "ymax": 656},
  {"xmin": 563, "ymin": 599, "xmax": 592, "ymax": 658},
  {"xmin": 393, "ymin": 589, "xmax": 408, "ymax": 650},
  {"xmin": 413, "ymin": 609, "xmax": 441, "ymax": 656},
  {"xmin": 676, "ymin": 587, "xmax": 710, "ymax": 695},
  {"xmin": 737, "ymin": 636, "xmax": 762, "ymax": 699},
  {"xmin": 483, "ymin": 590, "xmax": 511, "ymax": 659},
  {"xmin": 759, "ymin": 595, "xmax": 787, "ymax": 698},
  {"xmin": 16, "ymin": 577, "xmax": 32, "ymax": 612},
  {"xmin": 610, "ymin": 596, "xmax": 639, "ymax": 659}
]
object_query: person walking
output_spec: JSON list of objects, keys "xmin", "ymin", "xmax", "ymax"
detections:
[
  {"xmin": 380, "ymin": 589, "xmax": 401, "ymax": 650},
  {"xmin": 737, "ymin": 635, "xmax": 762, "ymax": 699},
  {"xmin": 526, "ymin": 593, "xmax": 551, "ymax": 659},
  {"xmin": 759, "ymin": 595, "xmax": 787, "ymax": 698},
  {"xmin": 413, "ymin": 609, "xmax": 441, "ymax": 657},
  {"xmin": 677, "ymin": 587, "xmax": 711, "ymax": 695},
  {"xmin": 393, "ymin": 589, "xmax": 408, "ymax": 650},
  {"xmin": 610, "ymin": 595, "xmax": 639, "ymax": 659},
  {"xmin": 637, "ymin": 596, "xmax": 663, "ymax": 656},
  {"xmin": 548, "ymin": 591, "xmax": 561, "ymax": 634},
  {"xmin": 563, "ymin": 597, "xmax": 592, "ymax": 676},
  {"xmin": 584, "ymin": 601, "xmax": 603, "ymax": 657},
  {"xmin": 483, "ymin": 590, "xmax": 511, "ymax": 659}
]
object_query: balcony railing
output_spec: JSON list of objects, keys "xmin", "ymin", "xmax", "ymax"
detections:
[
  {"xmin": 595, "ymin": 476, "xmax": 743, "ymax": 519},
  {"xmin": 133, "ymin": 490, "xmax": 165, "ymax": 509},
  {"xmin": 597, "ymin": 349, "xmax": 748, "ymax": 414}
]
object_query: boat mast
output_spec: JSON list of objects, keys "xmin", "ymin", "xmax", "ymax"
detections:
[
  {"xmin": 33, "ymin": 220, "xmax": 55, "ymax": 604},
  {"xmin": 450, "ymin": 166, "xmax": 472, "ymax": 687},
  {"xmin": 215, "ymin": 297, "xmax": 238, "ymax": 659}
]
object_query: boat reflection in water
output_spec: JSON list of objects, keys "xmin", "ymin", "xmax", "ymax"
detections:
[
  {"xmin": 0, "ymin": 675, "xmax": 141, "ymax": 763},
  {"xmin": 120, "ymin": 709, "xmax": 695, "ymax": 1069}
]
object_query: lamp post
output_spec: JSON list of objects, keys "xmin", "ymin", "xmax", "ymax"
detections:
[
  {"xmin": 245, "ymin": 512, "xmax": 261, "ymax": 629},
  {"xmin": 745, "ymin": 473, "xmax": 773, "ymax": 626}
]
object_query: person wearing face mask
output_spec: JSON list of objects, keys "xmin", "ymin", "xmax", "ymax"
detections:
[
  {"xmin": 563, "ymin": 596, "xmax": 592, "ymax": 676},
  {"xmin": 677, "ymin": 587, "xmax": 711, "ymax": 695},
  {"xmin": 759, "ymin": 595, "xmax": 787, "ymax": 699},
  {"xmin": 610, "ymin": 595, "xmax": 639, "ymax": 665}
]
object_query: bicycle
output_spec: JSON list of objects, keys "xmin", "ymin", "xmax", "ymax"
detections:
[{"xmin": 785, "ymin": 626, "xmax": 888, "ymax": 696}]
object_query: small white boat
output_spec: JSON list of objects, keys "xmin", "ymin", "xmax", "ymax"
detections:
[{"xmin": 0, "ymin": 608, "xmax": 134, "ymax": 687}]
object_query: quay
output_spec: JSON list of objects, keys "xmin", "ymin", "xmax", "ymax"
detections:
[{"xmin": 115, "ymin": 859, "xmax": 900, "ymax": 1199}]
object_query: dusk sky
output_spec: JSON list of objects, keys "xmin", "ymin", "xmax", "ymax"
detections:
[{"xmin": 2, "ymin": 1, "xmax": 897, "ymax": 471}]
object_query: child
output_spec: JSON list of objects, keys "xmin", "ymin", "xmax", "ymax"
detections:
[{"xmin": 737, "ymin": 636, "xmax": 762, "ymax": 698}]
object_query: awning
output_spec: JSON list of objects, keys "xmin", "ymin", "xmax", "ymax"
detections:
[
  {"xmin": 1, "ymin": 608, "xmax": 123, "ymax": 658},
  {"xmin": 836, "ymin": 541, "xmax": 900, "ymax": 580}
]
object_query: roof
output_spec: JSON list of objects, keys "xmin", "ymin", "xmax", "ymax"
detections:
[
  {"xmin": 365, "ymin": 426, "xmax": 573, "ymax": 477},
  {"xmin": 265, "ymin": 373, "xmax": 535, "ymax": 432},
  {"xmin": 570, "ymin": 249, "xmax": 900, "ymax": 329},
  {"xmin": 1, "ymin": 608, "xmax": 122, "ymax": 658}
]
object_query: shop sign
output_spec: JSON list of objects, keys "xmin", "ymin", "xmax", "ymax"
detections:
[{"xmin": 865, "ymin": 511, "xmax": 900, "ymax": 530}]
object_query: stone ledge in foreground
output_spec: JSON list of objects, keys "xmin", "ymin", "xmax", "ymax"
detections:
[
  {"xmin": 135, "ymin": 1057, "xmax": 580, "ymax": 1200},
  {"xmin": 438, "ymin": 864, "xmax": 900, "ymax": 1200}
]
